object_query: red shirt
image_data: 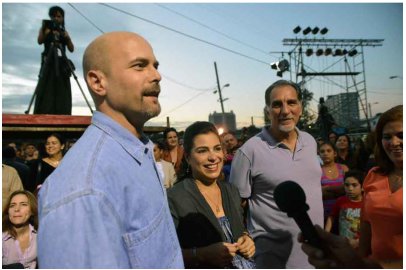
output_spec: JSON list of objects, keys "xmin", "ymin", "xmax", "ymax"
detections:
[{"xmin": 330, "ymin": 196, "xmax": 362, "ymax": 241}]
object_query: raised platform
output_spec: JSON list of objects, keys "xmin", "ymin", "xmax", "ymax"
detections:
[{"xmin": 2, "ymin": 114, "xmax": 166, "ymax": 143}]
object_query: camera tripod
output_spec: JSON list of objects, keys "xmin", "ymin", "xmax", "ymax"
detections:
[{"xmin": 25, "ymin": 39, "xmax": 93, "ymax": 115}]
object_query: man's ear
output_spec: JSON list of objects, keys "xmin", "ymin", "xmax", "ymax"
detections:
[{"xmin": 86, "ymin": 70, "xmax": 107, "ymax": 97}]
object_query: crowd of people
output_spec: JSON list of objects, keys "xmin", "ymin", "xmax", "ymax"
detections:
[{"xmin": 2, "ymin": 21, "xmax": 403, "ymax": 269}]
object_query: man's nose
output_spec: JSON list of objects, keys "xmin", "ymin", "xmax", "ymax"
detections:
[{"xmin": 281, "ymin": 104, "xmax": 289, "ymax": 114}]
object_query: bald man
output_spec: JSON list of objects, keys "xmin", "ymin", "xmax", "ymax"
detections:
[{"xmin": 37, "ymin": 32, "xmax": 184, "ymax": 268}]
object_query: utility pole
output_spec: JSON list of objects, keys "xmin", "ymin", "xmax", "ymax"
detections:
[{"xmin": 214, "ymin": 62, "xmax": 226, "ymax": 130}]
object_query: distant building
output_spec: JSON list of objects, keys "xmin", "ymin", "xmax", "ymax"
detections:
[
  {"xmin": 325, "ymin": 92, "xmax": 359, "ymax": 128},
  {"xmin": 209, "ymin": 111, "xmax": 237, "ymax": 132}
]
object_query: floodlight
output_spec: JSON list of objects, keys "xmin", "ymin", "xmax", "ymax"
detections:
[
  {"xmin": 305, "ymin": 48, "xmax": 313, "ymax": 56},
  {"xmin": 303, "ymin": 27, "xmax": 312, "ymax": 35},
  {"xmin": 324, "ymin": 48, "xmax": 332, "ymax": 56},
  {"xmin": 316, "ymin": 48, "xmax": 323, "ymax": 56},
  {"xmin": 348, "ymin": 49, "xmax": 357, "ymax": 57},
  {"xmin": 320, "ymin": 27, "xmax": 328, "ymax": 35},
  {"xmin": 312, "ymin": 27, "xmax": 319, "ymax": 35},
  {"xmin": 293, "ymin": 26, "xmax": 301, "ymax": 34},
  {"xmin": 342, "ymin": 49, "xmax": 348, "ymax": 55},
  {"xmin": 270, "ymin": 59, "xmax": 290, "ymax": 77},
  {"xmin": 334, "ymin": 49, "xmax": 343, "ymax": 56}
]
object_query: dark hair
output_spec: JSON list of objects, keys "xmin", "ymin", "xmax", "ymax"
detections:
[
  {"xmin": 183, "ymin": 122, "xmax": 220, "ymax": 156},
  {"xmin": 154, "ymin": 140, "xmax": 165, "ymax": 150},
  {"xmin": 328, "ymin": 131, "xmax": 338, "ymax": 139},
  {"xmin": 2, "ymin": 146, "xmax": 16, "ymax": 159},
  {"xmin": 336, "ymin": 134, "xmax": 352, "ymax": 153},
  {"xmin": 2, "ymin": 190, "xmax": 38, "ymax": 238},
  {"xmin": 319, "ymin": 141, "xmax": 337, "ymax": 152},
  {"xmin": 374, "ymin": 105, "xmax": 403, "ymax": 175},
  {"xmin": 49, "ymin": 6, "xmax": 65, "ymax": 18},
  {"xmin": 344, "ymin": 169, "xmax": 365, "ymax": 186},
  {"xmin": 46, "ymin": 133, "xmax": 65, "ymax": 145},
  {"xmin": 265, "ymin": 80, "xmax": 302, "ymax": 106},
  {"xmin": 163, "ymin": 127, "xmax": 178, "ymax": 139}
]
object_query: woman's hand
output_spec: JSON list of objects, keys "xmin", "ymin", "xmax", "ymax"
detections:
[
  {"xmin": 236, "ymin": 234, "xmax": 255, "ymax": 259},
  {"xmin": 199, "ymin": 242, "xmax": 238, "ymax": 267}
]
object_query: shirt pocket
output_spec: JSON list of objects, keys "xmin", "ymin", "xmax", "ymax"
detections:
[{"xmin": 122, "ymin": 205, "xmax": 180, "ymax": 268}]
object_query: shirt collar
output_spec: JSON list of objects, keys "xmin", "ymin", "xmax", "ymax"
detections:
[
  {"xmin": 3, "ymin": 224, "xmax": 37, "ymax": 241},
  {"xmin": 91, "ymin": 111, "xmax": 153, "ymax": 163},
  {"xmin": 261, "ymin": 125, "xmax": 305, "ymax": 151}
]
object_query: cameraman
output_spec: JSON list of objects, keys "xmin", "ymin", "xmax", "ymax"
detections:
[
  {"xmin": 34, "ymin": 5, "xmax": 74, "ymax": 115},
  {"xmin": 38, "ymin": 6, "xmax": 74, "ymax": 52}
]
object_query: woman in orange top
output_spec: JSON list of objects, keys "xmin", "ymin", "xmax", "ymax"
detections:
[{"xmin": 360, "ymin": 105, "xmax": 403, "ymax": 268}]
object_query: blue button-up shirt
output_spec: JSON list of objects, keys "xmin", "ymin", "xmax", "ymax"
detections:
[{"xmin": 38, "ymin": 111, "xmax": 184, "ymax": 268}]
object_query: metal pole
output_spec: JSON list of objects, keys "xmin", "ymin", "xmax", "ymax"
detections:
[{"xmin": 214, "ymin": 62, "xmax": 226, "ymax": 129}]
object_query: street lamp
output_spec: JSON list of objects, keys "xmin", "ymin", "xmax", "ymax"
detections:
[{"xmin": 213, "ymin": 83, "xmax": 230, "ymax": 94}]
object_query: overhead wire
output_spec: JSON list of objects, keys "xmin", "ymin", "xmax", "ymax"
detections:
[
  {"xmin": 68, "ymin": 3, "xmax": 104, "ymax": 34},
  {"xmin": 68, "ymin": 3, "xmax": 222, "ymax": 118},
  {"xmin": 99, "ymin": 3, "xmax": 270, "ymax": 66},
  {"xmin": 155, "ymin": 3, "xmax": 271, "ymax": 57},
  {"xmin": 159, "ymin": 90, "xmax": 213, "ymax": 117}
]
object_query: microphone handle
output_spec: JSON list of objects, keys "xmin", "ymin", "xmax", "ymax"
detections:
[{"xmin": 292, "ymin": 211, "xmax": 322, "ymax": 248}]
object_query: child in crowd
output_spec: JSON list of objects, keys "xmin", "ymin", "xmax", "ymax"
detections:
[{"xmin": 325, "ymin": 170, "xmax": 364, "ymax": 249}]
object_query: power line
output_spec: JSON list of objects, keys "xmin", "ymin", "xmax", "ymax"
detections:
[
  {"xmin": 99, "ymin": 3, "xmax": 270, "ymax": 66},
  {"xmin": 158, "ymin": 90, "xmax": 211, "ymax": 117},
  {"xmin": 155, "ymin": 4, "xmax": 271, "ymax": 57},
  {"xmin": 161, "ymin": 73, "xmax": 215, "ymax": 92},
  {"xmin": 68, "ymin": 3, "xmax": 104, "ymax": 34}
]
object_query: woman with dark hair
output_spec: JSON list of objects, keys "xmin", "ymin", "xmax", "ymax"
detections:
[
  {"xmin": 2, "ymin": 190, "xmax": 38, "ymax": 268},
  {"xmin": 162, "ymin": 127, "xmax": 185, "ymax": 176},
  {"xmin": 359, "ymin": 105, "xmax": 402, "ymax": 268},
  {"xmin": 167, "ymin": 121, "xmax": 255, "ymax": 268},
  {"xmin": 34, "ymin": 5, "xmax": 74, "ymax": 115},
  {"xmin": 319, "ymin": 141, "xmax": 348, "ymax": 219},
  {"xmin": 34, "ymin": 133, "xmax": 65, "ymax": 190},
  {"xmin": 335, "ymin": 134, "xmax": 356, "ymax": 169}
]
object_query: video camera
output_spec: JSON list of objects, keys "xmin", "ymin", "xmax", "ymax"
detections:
[{"xmin": 42, "ymin": 19, "xmax": 65, "ymax": 33}]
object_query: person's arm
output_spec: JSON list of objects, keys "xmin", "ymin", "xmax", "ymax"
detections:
[
  {"xmin": 358, "ymin": 220, "xmax": 372, "ymax": 257},
  {"xmin": 38, "ymin": 195, "xmax": 124, "ymax": 268},
  {"xmin": 182, "ymin": 242, "xmax": 238, "ymax": 268},
  {"xmin": 63, "ymin": 30, "xmax": 74, "ymax": 52},
  {"xmin": 322, "ymin": 185, "xmax": 345, "ymax": 199},
  {"xmin": 299, "ymin": 225, "xmax": 382, "ymax": 269},
  {"xmin": 38, "ymin": 25, "xmax": 50, "ymax": 45},
  {"xmin": 324, "ymin": 216, "xmax": 334, "ymax": 232}
]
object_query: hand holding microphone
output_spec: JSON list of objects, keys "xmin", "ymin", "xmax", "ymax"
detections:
[{"xmin": 274, "ymin": 180, "xmax": 380, "ymax": 269}]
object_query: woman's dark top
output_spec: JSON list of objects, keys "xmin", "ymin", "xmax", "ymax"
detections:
[
  {"xmin": 167, "ymin": 178, "xmax": 247, "ymax": 268},
  {"xmin": 33, "ymin": 159, "xmax": 56, "ymax": 187}
]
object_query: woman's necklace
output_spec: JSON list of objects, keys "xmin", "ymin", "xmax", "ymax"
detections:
[
  {"xmin": 197, "ymin": 182, "xmax": 222, "ymax": 213},
  {"xmin": 324, "ymin": 164, "xmax": 335, "ymax": 174},
  {"xmin": 47, "ymin": 157, "xmax": 61, "ymax": 167}
]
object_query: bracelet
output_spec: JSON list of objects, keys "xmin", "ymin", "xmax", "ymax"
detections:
[{"xmin": 243, "ymin": 231, "xmax": 253, "ymax": 240}]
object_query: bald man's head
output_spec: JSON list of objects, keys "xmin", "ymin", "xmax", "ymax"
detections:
[{"xmin": 82, "ymin": 31, "xmax": 147, "ymax": 80}]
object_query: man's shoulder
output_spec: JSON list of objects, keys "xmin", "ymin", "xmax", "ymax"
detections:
[{"xmin": 297, "ymin": 129, "xmax": 316, "ymax": 142}]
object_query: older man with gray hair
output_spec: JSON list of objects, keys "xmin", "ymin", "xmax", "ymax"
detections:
[{"xmin": 230, "ymin": 80, "xmax": 323, "ymax": 268}]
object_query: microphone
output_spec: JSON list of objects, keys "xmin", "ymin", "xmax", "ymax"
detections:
[{"xmin": 274, "ymin": 180, "xmax": 322, "ymax": 248}]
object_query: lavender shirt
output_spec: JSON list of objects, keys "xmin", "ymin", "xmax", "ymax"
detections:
[
  {"xmin": 2, "ymin": 224, "xmax": 37, "ymax": 268},
  {"xmin": 230, "ymin": 126, "xmax": 323, "ymax": 268}
]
